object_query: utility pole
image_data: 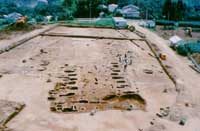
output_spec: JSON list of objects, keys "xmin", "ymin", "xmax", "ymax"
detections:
[
  {"xmin": 146, "ymin": 9, "xmax": 148, "ymax": 21},
  {"xmin": 89, "ymin": 0, "xmax": 92, "ymax": 22}
]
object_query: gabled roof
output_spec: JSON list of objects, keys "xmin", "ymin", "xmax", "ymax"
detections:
[{"xmin": 122, "ymin": 4, "xmax": 139, "ymax": 11}]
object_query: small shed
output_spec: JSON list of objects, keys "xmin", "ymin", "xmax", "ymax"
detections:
[
  {"xmin": 139, "ymin": 20, "xmax": 156, "ymax": 28},
  {"xmin": 146, "ymin": 20, "xmax": 156, "ymax": 28},
  {"xmin": 112, "ymin": 17, "xmax": 127, "ymax": 29},
  {"xmin": 169, "ymin": 35, "xmax": 183, "ymax": 47}
]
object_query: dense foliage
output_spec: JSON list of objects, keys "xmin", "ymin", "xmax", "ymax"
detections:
[
  {"xmin": 162, "ymin": 0, "xmax": 186, "ymax": 21},
  {"xmin": 0, "ymin": 0, "xmax": 199, "ymax": 22}
]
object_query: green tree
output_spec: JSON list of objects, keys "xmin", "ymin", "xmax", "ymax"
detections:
[
  {"xmin": 108, "ymin": 0, "xmax": 118, "ymax": 4},
  {"xmin": 176, "ymin": 0, "xmax": 185, "ymax": 20},
  {"xmin": 118, "ymin": 0, "xmax": 133, "ymax": 7},
  {"xmin": 163, "ymin": 0, "xmax": 186, "ymax": 20},
  {"xmin": 75, "ymin": 0, "xmax": 105, "ymax": 18},
  {"xmin": 163, "ymin": 0, "xmax": 172, "ymax": 20},
  {"xmin": 63, "ymin": 0, "xmax": 78, "ymax": 15},
  {"xmin": 48, "ymin": 1, "xmax": 71, "ymax": 20},
  {"xmin": 34, "ymin": 1, "xmax": 49, "ymax": 16}
]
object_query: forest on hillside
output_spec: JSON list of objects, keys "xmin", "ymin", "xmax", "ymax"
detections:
[{"xmin": 0, "ymin": 0, "xmax": 200, "ymax": 22}]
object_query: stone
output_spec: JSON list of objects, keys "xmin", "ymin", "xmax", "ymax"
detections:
[
  {"xmin": 185, "ymin": 103, "xmax": 189, "ymax": 107},
  {"xmin": 68, "ymin": 74, "xmax": 77, "ymax": 76},
  {"xmin": 68, "ymin": 81, "xmax": 76, "ymax": 85},
  {"xmin": 126, "ymin": 105, "xmax": 133, "ymax": 111},
  {"xmin": 90, "ymin": 110, "xmax": 96, "ymax": 116},
  {"xmin": 143, "ymin": 69, "xmax": 153, "ymax": 74},
  {"xmin": 70, "ymin": 78, "xmax": 77, "ymax": 81},
  {"xmin": 64, "ymin": 70, "xmax": 75, "ymax": 73},
  {"xmin": 150, "ymin": 121, "xmax": 154, "ymax": 125},
  {"xmin": 40, "ymin": 49, "xmax": 48, "ymax": 54},
  {"xmin": 22, "ymin": 59, "xmax": 26, "ymax": 63},
  {"xmin": 179, "ymin": 118, "xmax": 186, "ymax": 126},
  {"xmin": 46, "ymin": 79, "xmax": 52, "ymax": 83},
  {"xmin": 48, "ymin": 96, "xmax": 55, "ymax": 101},
  {"xmin": 156, "ymin": 113, "xmax": 163, "ymax": 118},
  {"xmin": 79, "ymin": 100, "xmax": 89, "ymax": 103},
  {"xmin": 68, "ymin": 86, "xmax": 78, "ymax": 90},
  {"xmin": 59, "ymin": 93, "xmax": 75, "ymax": 97},
  {"xmin": 37, "ymin": 67, "xmax": 47, "ymax": 72},
  {"xmin": 50, "ymin": 106, "xmax": 56, "ymax": 112},
  {"xmin": 112, "ymin": 76, "xmax": 124, "ymax": 79},
  {"xmin": 62, "ymin": 107, "xmax": 76, "ymax": 112},
  {"xmin": 163, "ymin": 89, "xmax": 168, "ymax": 93},
  {"xmin": 40, "ymin": 61, "xmax": 50, "ymax": 66}
]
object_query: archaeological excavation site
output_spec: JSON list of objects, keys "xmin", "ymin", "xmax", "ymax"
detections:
[
  {"xmin": 1, "ymin": 0, "xmax": 200, "ymax": 130},
  {"xmin": 0, "ymin": 18, "xmax": 200, "ymax": 131}
]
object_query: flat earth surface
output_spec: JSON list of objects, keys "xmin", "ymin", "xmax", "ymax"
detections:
[
  {"xmin": 0, "ymin": 26, "xmax": 193, "ymax": 131},
  {"xmin": 155, "ymin": 26, "xmax": 200, "ymax": 40}
]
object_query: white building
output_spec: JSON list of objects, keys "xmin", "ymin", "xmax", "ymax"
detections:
[
  {"xmin": 112, "ymin": 17, "xmax": 128, "ymax": 29},
  {"xmin": 139, "ymin": 20, "xmax": 156, "ymax": 28},
  {"xmin": 108, "ymin": 4, "xmax": 118, "ymax": 13},
  {"xmin": 122, "ymin": 5, "xmax": 140, "ymax": 18}
]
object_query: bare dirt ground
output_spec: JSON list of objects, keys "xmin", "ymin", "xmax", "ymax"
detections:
[
  {"xmin": 154, "ymin": 26, "xmax": 200, "ymax": 40},
  {"xmin": 0, "ymin": 31, "xmax": 26, "ymax": 41},
  {"xmin": 128, "ymin": 20, "xmax": 200, "ymax": 131},
  {"xmin": 0, "ymin": 24, "xmax": 199, "ymax": 131}
]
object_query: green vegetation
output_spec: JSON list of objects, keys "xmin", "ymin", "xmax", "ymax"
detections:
[
  {"xmin": 0, "ymin": 0, "xmax": 199, "ymax": 30},
  {"xmin": 156, "ymin": 20, "xmax": 200, "ymax": 28},
  {"xmin": 64, "ymin": 18, "xmax": 114, "ymax": 28},
  {"xmin": 176, "ymin": 40, "xmax": 200, "ymax": 56},
  {"xmin": 162, "ymin": 0, "xmax": 186, "ymax": 21}
]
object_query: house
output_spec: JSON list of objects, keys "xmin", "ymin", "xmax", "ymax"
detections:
[
  {"xmin": 4, "ymin": 12, "xmax": 23, "ymax": 22},
  {"xmin": 112, "ymin": 17, "xmax": 128, "ymax": 29},
  {"xmin": 122, "ymin": 5, "xmax": 140, "ymax": 19},
  {"xmin": 108, "ymin": 4, "xmax": 118, "ymax": 13}
]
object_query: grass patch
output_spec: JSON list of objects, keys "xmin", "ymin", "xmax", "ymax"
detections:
[{"xmin": 63, "ymin": 18, "xmax": 115, "ymax": 28}]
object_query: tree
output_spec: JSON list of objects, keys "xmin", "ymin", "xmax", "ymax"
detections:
[
  {"xmin": 118, "ymin": 0, "xmax": 133, "ymax": 7},
  {"xmin": 48, "ymin": 2, "xmax": 69, "ymax": 20},
  {"xmin": 163, "ymin": 0, "xmax": 186, "ymax": 20},
  {"xmin": 108, "ymin": 0, "xmax": 118, "ymax": 4},
  {"xmin": 63, "ymin": 0, "xmax": 78, "ymax": 15},
  {"xmin": 34, "ymin": 1, "xmax": 49, "ymax": 16},
  {"xmin": 176, "ymin": 0, "xmax": 185, "ymax": 20},
  {"xmin": 75, "ymin": 0, "xmax": 104, "ymax": 18},
  {"xmin": 163, "ymin": 0, "xmax": 172, "ymax": 20}
]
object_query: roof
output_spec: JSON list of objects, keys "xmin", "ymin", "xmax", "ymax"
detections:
[
  {"xmin": 113, "ymin": 17, "xmax": 127, "ymax": 22},
  {"xmin": 169, "ymin": 35, "xmax": 182, "ymax": 44},
  {"xmin": 122, "ymin": 4, "xmax": 139, "ymax": 11},
  {"xmin": 108, "ymin": 4, "xmax": 118, "ymax": 7}
]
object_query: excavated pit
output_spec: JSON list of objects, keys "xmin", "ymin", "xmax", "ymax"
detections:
[{"xmin": 48, "ymin": 63, "xmax": 146, "ymax": 114}]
